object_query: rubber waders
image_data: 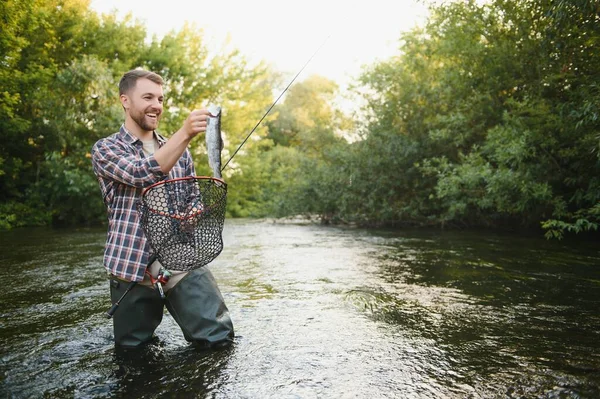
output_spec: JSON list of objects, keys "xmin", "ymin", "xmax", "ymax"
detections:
[
  {"xmin": 165, "ymin": 267, "xmax": 234, "ymax": 347},
  {"xmin": 110, "ymin": 278, "xmax": 164, "ymax": 347}
]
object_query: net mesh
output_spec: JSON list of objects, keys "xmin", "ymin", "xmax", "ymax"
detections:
[{"xmin": 137, "ymin": 176, "xmax": 227, "ymax": 271}]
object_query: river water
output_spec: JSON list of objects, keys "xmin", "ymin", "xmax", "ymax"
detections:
[{"xmin": 1, "ymin": 219, "xmax": 599, "ymax": 398}]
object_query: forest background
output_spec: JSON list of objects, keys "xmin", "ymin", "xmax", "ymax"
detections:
[{"xmin": 1, "ymin": 0, "xmax": 598, "ymax": 239}]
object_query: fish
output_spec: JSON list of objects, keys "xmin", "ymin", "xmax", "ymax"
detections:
[{"xmin": 206, "ymin": 104, "xmax": 223, "ymax": 179}]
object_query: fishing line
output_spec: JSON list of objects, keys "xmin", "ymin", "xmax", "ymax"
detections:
[{"xmin": 221, "ymin": 35, "xmax": 331, "ymax": 172}]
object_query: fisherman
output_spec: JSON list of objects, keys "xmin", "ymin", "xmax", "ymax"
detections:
[{"xmin": 91, "ymin": 69, "xmax": 234, "ymax": 348}]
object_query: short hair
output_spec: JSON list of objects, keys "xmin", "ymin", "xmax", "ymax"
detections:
[{"xmin": 119, "ymin": 69, "xmax": 164, "ymax": 95}]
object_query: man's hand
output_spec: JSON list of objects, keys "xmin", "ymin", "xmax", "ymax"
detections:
[
  {"xmin": 155, "ymin": 108, "xmax": 210, "ymax": 174},
  {"xmin": 183, "ymin": 109, "xmax": 210, "ymax": 139}
]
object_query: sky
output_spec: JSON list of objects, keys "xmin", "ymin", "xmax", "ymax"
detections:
[{"xmin": 89, "ymin": 0, "xmax": 428, "ymax": 89}]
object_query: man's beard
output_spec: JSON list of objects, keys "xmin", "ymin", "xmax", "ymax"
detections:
[{"xmin": 130, "ymin": 107, "xmax": 160, "ymax": 132}]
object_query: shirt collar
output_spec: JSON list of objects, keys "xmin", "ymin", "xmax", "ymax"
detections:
[{"xmin": 119, "ymin": 124, "xmax": 167, "ymax": 145}]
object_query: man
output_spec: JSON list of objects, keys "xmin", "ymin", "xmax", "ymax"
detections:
[{"xmin": 91, "ymin": 69, "xmax": 234, "ymax": 348}]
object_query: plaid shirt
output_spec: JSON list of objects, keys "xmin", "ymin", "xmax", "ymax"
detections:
[{"xmin": 91, "ymin": 125, "xmax": 196, "ymax": 281}]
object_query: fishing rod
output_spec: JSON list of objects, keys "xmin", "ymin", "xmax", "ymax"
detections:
[{"xmin": 221, "ymin": 35, "xmax": 330, "ymax": 172}]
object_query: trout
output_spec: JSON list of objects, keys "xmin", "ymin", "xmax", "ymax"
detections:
[{"xmin": 206, "ymin": 105, "xmax": 223, "ymax": 179}]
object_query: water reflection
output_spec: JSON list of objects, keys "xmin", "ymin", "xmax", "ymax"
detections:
[
  {"xmin": 110, "ymin": 343, "xmax": 233, "ymax": 398},
  {"xmin": 1, "ymin": 222, "xmax": 599, "ymax": 398},
  {"xmin": 344, "ymin": 228, "xmax": 600, "ymax": 396}
]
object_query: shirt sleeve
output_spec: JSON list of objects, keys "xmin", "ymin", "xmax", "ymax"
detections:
[{"xmin": 92, "ymin": 138, "xmax": 166, "ymax": 188}]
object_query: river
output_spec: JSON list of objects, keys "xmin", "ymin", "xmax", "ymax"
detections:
[{"xmin": 1, "ymin": 219, "xmax": 599, "ymax": 398}]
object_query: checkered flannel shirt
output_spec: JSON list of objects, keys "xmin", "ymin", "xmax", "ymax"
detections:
[{"xmin": 91, "ymin": 125, "xmax": 196, "ymax": 281}]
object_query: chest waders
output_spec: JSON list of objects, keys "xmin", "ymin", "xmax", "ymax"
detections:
[
  {"xmin": 164, "ymin": 267, "xmax": 233, "ymax": 346},
  {"xmin": 108, "ymin": 267, "xmax": 234, "ymax": 348},
  {"xmin": 109, "ymin": 277, "xmax": 164, "ymax": 347}
]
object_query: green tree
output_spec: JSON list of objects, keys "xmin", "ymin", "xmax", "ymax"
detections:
[
  {"xmin": 258, "ymin": 75, "xmax": 351, "ymax": 220},
  {"xmin": 0, "ymin": 0, "xmax": 279, "ymax": 227},
  {"xmin": 353, "ymin": 0, "xmax": 599, "ymax": 236},
  {"xmin": 0, "ymin": 0, "xmax": 113, "ymax": 227}
]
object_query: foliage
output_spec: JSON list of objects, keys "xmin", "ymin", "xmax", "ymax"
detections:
[
  {"xmin": 0, "ymin": 201, "xmax": 51, "ymax": 230},
  {"xmin": 35, "ymin": 152, "xmax": 106, "ymax": 225},
  {"xmin": 0, "ymin": 0, "xmax": 276, "ymax": 228},
  {"xmin": 259, "ymin": 75, "xmax": 352, "ymax": 222},
  {"xmin": 350, "ymin": 0, "xmax": 600, "ymax": 237},
  {"xmin": 1, "ymin": 0, "xmax": 598, "ymax": 241}
]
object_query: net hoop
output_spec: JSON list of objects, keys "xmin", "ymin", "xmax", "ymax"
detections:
[{"xmin": 137, "ymin": 176, "xmax": 227, "ymax": 271}]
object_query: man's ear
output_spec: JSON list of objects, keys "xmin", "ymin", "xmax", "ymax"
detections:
[{"xmin": 120, "ymin": 94, "xmax": 129, "ymax": 110}]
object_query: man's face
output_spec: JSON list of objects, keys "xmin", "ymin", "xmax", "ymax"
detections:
[{"xmin": 122, "ymin": 78, "xmax": 164, "ymax": 133}]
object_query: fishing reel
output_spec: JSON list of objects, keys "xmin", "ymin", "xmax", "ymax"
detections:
[{"xmin": 154, "ymin": 268, "xmax": 172, "ymax": 299}]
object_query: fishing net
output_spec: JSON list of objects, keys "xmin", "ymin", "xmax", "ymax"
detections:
[{"xmin": 137, "ymin": 176, "xmax": 227, "ymax": 271}]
